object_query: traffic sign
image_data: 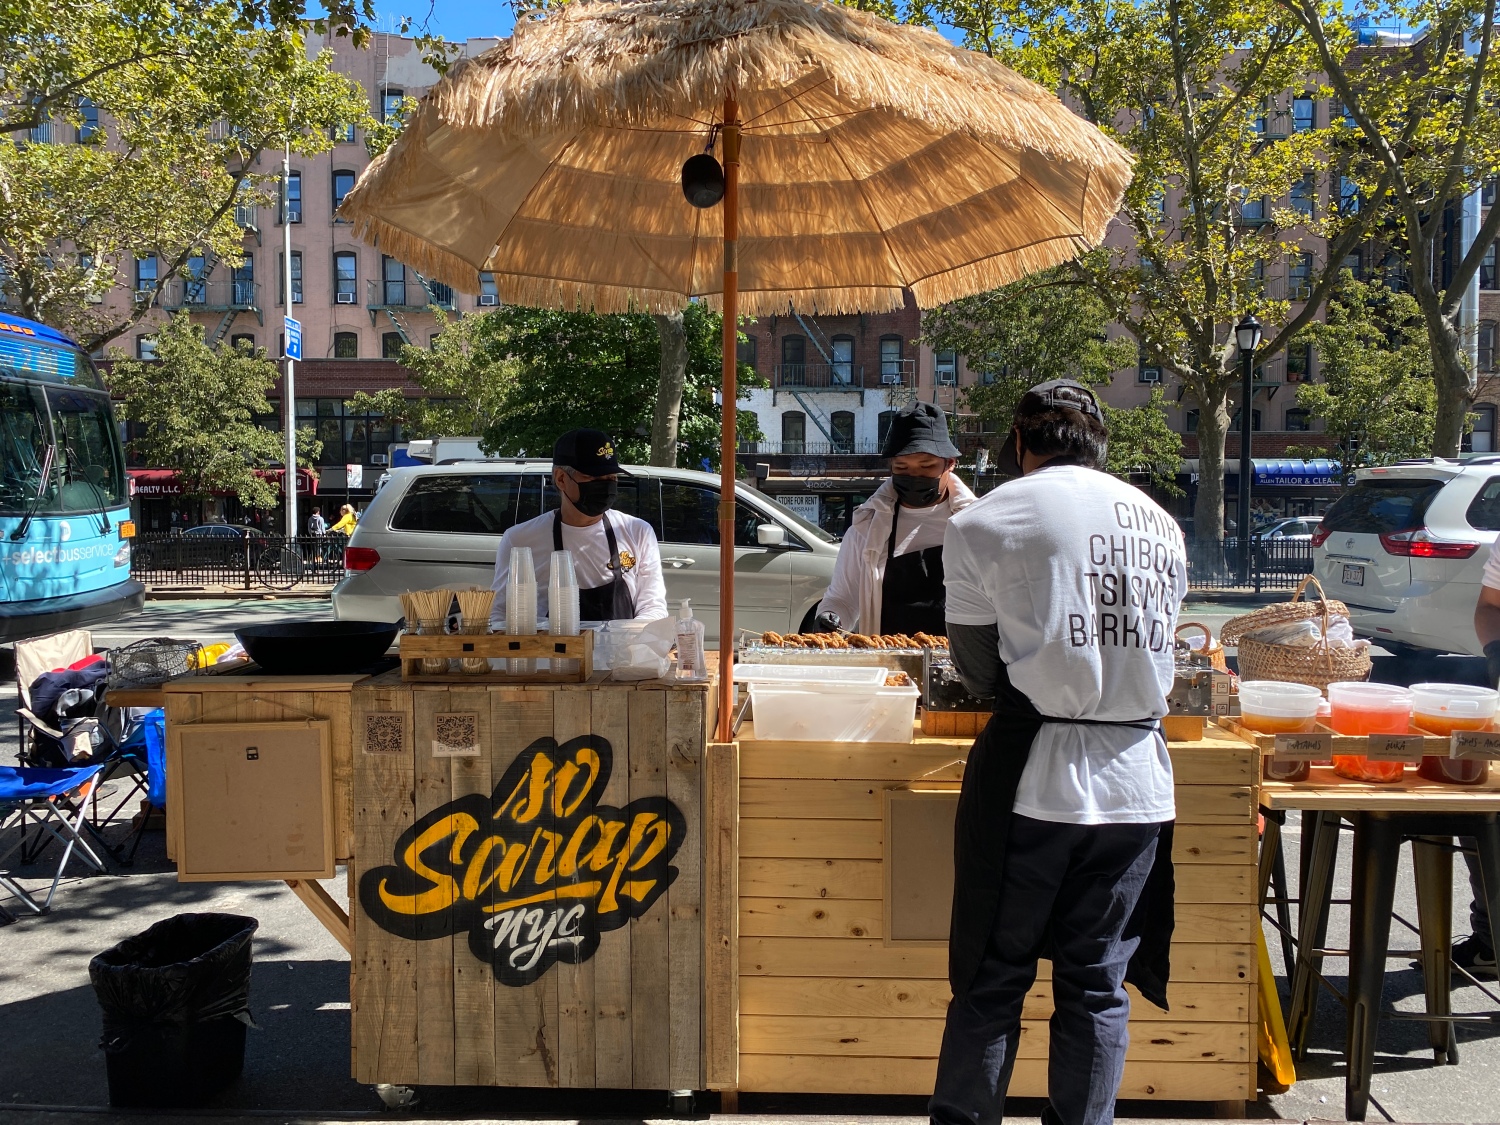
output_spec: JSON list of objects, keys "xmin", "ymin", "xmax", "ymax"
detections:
[{"xmin": 284, "ymin": 316, "xmax": 302, "ymax": 361}]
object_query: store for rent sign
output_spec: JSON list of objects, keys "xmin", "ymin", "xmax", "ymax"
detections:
[{"xmin": 358, "ymin": 735, "xmax": 685, "ymax": 986}]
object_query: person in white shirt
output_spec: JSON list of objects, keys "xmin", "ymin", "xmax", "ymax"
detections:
[
  {"xmin": 931, "ymin": 380, "xmax": 1187, "ymax": 1125},
  {"xmin": 489, "ymin": 429, "xmax": 667, "ymax": 628},
  {"xmin": 816, "ymin": 402, "xmax": 975, "ymax": 636}
]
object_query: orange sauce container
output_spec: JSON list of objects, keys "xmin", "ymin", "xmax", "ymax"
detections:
[{"xmin": 1328, "ymin": 682, "xmax": 1412, "ymax": 783}]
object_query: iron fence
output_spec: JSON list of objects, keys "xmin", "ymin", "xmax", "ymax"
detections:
[
  {"xmin": 131, "ymin": 532, "xmax": 346, "ymax": 591},
  {"xmin": 1185, "ymin": 536, "xmax": 1314, "ymax": 591}
]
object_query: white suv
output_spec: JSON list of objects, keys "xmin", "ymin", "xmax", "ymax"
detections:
[
  {"xmin": 331, "ymin": 461, "xmax": 842, "ymax": 641},
  {"xmin": 1313, "ymin": 459, "xmax": 1500, "ymax": 656}
]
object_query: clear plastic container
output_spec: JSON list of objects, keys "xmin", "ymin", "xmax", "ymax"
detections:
[
  {"xmin": 1328, "ymin": 682, "xmax": 1412, "ymax": 782},
  {"xmin": 1410, "ymin": 683, "xmax": 1498, "ymax": 785},
  {"xmin": 748, "ymin": 680, "xmax": 920, "ymax": 743},
  {"xmin": 734, "ymin": 663, "xmax": 890, "ymax": 686},
  {"xmin": 1239, "ymin": 682, "xmax": 1324, "ymax": 782}
]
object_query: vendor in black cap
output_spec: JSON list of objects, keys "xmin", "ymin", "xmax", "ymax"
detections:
[
  {"xmin": 816, "ymin": 402, "xmax": 974, "ymax": 637},
  {"xmin": 489, "ymin": 428, "xmax": 667, "ymax": 627}
]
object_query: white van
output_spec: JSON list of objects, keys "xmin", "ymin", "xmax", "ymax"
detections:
[{"xmin": 331, "ymin": 460, "xmax": 843, "ymax": 641}]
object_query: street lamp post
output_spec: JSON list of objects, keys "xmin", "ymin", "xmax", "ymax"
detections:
[{"xmin": 1235, "ymin": 313, "xmax": 1263, "ymax": 585}]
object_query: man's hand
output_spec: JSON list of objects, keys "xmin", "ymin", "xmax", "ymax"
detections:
[
  {"xmin": 814, "ymin": 610, "xmax": 842, "ymax": 633},
  {"xmin": 1475, "ymin": 586, "xmax": 1500, "ymax": 688}
]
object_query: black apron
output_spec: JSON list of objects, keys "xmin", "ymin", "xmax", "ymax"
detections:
[
  {"xmin": 949, "ymin": 657, "xmax": 1176, "ymax": 1011},
  {"xmin": 553, "ymin": 511, "xmax": 636, "ymax": 621},
  {"xmin": 879, "ymin": 506, "xmax": 946, "ymax": 636}
]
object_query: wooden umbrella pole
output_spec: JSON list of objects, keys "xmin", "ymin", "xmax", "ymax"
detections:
[{"xmin": 717, "ymin": 95, "xmax": 740, "ymax": 743}]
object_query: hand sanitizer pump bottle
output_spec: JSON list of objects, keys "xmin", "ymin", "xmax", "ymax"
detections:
[{"xmin": 674, "ymin": 599, "xmax": 707, "ymax": 681}]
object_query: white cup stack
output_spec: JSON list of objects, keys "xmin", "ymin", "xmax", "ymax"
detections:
[
  {"xmin": 506, "ymin": 546, "xmax": 538, "ymax": 674},
  {"xmin": 549, "ymin": 549, "xmax": 581, "ymax": 673}
]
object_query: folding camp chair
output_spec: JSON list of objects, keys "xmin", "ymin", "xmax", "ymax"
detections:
[
  {"xmin": 14, "ymin": 629, "xmax": 94, "ymax": 765},
  {"xmin": 0, "ymin": 764, "xmax": 107, "ymax": 917}
]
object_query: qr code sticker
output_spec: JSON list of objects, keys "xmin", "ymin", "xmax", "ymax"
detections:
[
  {"xmin": 363, "ymin": 712, "xmax": 407, "ymax": 754},
  {"xmin": 432, "ymin": 712, "xmax": 480, "ymax": 757}
]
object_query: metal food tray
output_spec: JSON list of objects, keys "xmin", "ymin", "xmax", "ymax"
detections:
[{"xmin": 739, "ymin": 644, "xmax": 927, "ymax": 683}]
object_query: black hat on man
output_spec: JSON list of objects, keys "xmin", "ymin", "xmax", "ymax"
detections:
[
  {"xmin": 996, "ymin": 379, "xmax": 1105, "ymax": 477},
  {"xmin": 553, "ymin": 428, "xmax": 628, "ymax": 476},
  {"xmin": 880, "ymin": 401, "xmax": 960, "ymax": 459}
]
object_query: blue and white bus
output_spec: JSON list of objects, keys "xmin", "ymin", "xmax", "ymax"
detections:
[{"xmin": 0, "ymin": 313, "xmax": 142, "ymax": 642}]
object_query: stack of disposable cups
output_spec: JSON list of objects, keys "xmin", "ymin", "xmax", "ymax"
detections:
[
  {"xmin": 549, "ymin": 549, "xmax": 581, "ymax": 674},
  {"xmin": 506, "ymin": 546, "xmax": 537, "ymax": 674}
]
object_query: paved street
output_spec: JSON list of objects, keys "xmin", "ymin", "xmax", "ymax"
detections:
[{"xmin": 2, "ymin": 596, "xmax": 1499, "ymax": 1121}]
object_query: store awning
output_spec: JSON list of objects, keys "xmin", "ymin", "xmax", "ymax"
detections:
[
  {"xmin": 1178, "ymin": 458, "xmax": 1343, "ymax": 487},
  {"xmin": 129, "ymin": 468, "xmax": 317, "ymax": 498}
]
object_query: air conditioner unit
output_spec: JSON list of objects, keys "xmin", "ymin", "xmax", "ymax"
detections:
[
  {"xmin": 1141, "ymin": 367, "xmax": 1162, "ymax": 383},
  {"xmin": 1292, "ymin": 286, "xmax": 1312, "ymax": 300},
  {"xmin": 370, "ymin": 453, "xmax": 388, "ymax": 465},
  {"xmin": 286, "ymin": 209, "xmax": 301, "ymax": 223},
  {"xmin": 936, "ymin": 372, "xmax": 957, "ymax": 385},
  {"xmin": 881, "ymin": 374, "xmax": 903, "ymax": 385},
  {"xmin": 336, "ymin": 291, "xmax": 356, "ymax": 304},
  {"xmin": 478, "ymin": 294, "xmax": 498, "ymax": 306},
  {"xmin": 133, "ymin": 289, "xmax": 153, "ymax": 302}
]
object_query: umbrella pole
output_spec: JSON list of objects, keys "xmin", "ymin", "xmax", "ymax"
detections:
[{"xmin": 717, "ymin": 96, "xmax": 740, "ymax": 743}]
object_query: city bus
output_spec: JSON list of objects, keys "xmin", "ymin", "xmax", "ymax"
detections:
[{"xmin": 0, "ymin": 313, "xmax": 142, "ymax": 642}]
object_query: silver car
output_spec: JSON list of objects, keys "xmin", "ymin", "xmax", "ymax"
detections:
[{"xmin": 331, "ymin": 460, "xmax": 842, "ymax": 641}]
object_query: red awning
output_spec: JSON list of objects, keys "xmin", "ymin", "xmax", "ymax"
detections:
[{"xmin": 129, "ymin": 468, "xmax": 317, "ymax": 498}]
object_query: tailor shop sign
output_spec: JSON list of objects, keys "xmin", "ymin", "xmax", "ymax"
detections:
[{"xmin": 359, "ymin": 735, "xmax": 685, "ymax": 986}]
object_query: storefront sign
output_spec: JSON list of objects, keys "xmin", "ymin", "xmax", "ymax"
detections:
[
  {"xmin": 777, "ymin": 494, "xmax": 819, "ymax": 523},
  {"xmin": 359, "ymin": 734, "xmax": 685, "ymax": 986}
]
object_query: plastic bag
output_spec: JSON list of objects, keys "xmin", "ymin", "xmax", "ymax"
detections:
[
  {"xmin": 89, "ymin": 913, "xmax": 258, "ymax": 1043},
  {"xmin": 606, "ymin": 616, "xmax": 676, "ymax": 680}
]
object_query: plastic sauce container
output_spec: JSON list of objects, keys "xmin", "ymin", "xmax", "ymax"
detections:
[
  {"xmin": 1328, "ymin": 682, "xmax": 1412, "ymax": 783},
  {"xmin": 1239, "ymin": 682, "xmax": 1323, "ymax": 782},
  {"xmin": 1410, "ymin": 683, "xmax": 1498, "ymax": 785}
]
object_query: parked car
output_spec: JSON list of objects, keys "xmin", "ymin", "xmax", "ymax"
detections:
[
  {"xmin": 1313, "ymin": 460, "xmax": 1500, "ymax": 656},
  {"xmin": 1253, "ymin": 515, "xmax": 1322, "ymax": 542},
  {"xmin": 331, "ymin": 461, "xmax": 843, "ymax": 640},
  {"xmin": 134, "ymin": 523, "xmax": 262, "ymax": 570}
]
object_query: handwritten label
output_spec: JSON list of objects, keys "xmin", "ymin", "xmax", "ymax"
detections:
[
  {"xmin": 1453, "ymin": 730, "xmax": 1500, "ymax": 760},
  {"xmin": 1273, "ymin": 732, "xmax": 1329, "ymax": 761},
  {"xmin": 1366, "ymin": 734, "xmax": 1425, "ymax": 763}
]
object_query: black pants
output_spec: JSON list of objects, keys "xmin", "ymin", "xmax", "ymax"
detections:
[{"xmin": 930, "ymin": 815, "xmax": 1163, "ymax": 1125}]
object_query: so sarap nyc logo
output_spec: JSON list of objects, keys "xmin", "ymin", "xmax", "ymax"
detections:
[{"xmin": 359, "ymin": 735, "xmax": 685, "ymax": 987}]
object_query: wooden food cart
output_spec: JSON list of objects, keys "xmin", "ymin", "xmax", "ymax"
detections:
[{"xmin": 162, "ymin": 662, "xmax": 1258, "ymax": 1107}]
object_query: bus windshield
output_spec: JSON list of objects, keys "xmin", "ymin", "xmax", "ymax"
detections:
[{"xmin": 0, "ymin": 382, "xmax": 125, "ymax": 516}]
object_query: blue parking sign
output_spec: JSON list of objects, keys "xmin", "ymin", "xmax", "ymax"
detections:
[{"xmin": 284, "ymin": 316, "xmax": 302, "ymax": 361}]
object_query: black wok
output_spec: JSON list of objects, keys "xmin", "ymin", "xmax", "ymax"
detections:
[{"xmin": 234, "ymin": 620, "xmax": 399, "ymax": 675}]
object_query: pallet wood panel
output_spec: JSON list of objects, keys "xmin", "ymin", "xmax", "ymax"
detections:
[
  {"xmin": 553, "ymin": 686, "xmax": 596, "ymax": 1089},
  {"xmin": 703, "ymin": 741, "xmax": 740, "ymax": 1092},
  {"xmin": 591, "ymin": 688, "xmax": 634, "ymax": 1089},
  {"xmin": 447, "ymin": 685, "xmax": 497, "ymax": 1086},
  {"xmin": 629, "ymin": 689, "xmax": 670, "ymax": 1090},
  {"xmin": 666, "ymin": 689, "xmax": 705, "ymax": 1090},
  {"xmin": 411, "ymin": 687, "xmax": 456, "ymax": 1087}
]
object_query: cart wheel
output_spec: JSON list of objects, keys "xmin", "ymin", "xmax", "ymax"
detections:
[
  {"xmin": 668, "ymin": 1090, "xmax": 696, "ymax": 1117},
  {"xmin": 374, "ymin": 1083, "xmax": 419, "ymax": 1110}
]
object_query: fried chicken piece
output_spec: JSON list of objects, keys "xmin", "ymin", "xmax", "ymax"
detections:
[
  {"xmin": 848, "ymin": 633, "xmax": 876, "ymax": 649},
  {"xmin": 885, "ymin": 672, "xmax": 911, "ymax": 687},
  {"xmin": 890, "ymin": 633, "xmax": 916, "ymax": 649},
  {"xmin": 762, "ymin": 631, "xmax": 785, "ymax": 647}
]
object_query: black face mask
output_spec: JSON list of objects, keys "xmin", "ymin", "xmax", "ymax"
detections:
[
  {"xmin": 570, "ymin": 477, "xmax": 618, "ymax": 517},
  {"xmin": 892, "ymin": 474, "xmax": 943, "ymax": 508}
]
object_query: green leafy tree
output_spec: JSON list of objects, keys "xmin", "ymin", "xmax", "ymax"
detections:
[
  {"xmin": 1290, "ymin": 273, "xmax": 1436, "ymax": 471},
  {"xmin": 109, "ymin": 315, "xmax": 321, "ymax": 508},
  {"xmin": 1274, "ymin": 0, "xmax": 1500, "ymax": 456},
  {"xmin": 924, "ymin": 265, "xmax": 1184, "ymax": 489},
  {"xmin": 926, "ymin": 0, "xmax": 1388, "ymax": 539},
  {"xmin": 0, "ymin": 12, "xmax": 371, "ymax": 351}
]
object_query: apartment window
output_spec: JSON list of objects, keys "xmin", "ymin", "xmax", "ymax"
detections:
[
  {"xmin": 879, "ymin": 336, "xmax": 904, "ymax": 383},
  {"xmin": 77, "ymin": 98, "xmax": 99, "ymax": 142},
  {"xmin": 1138, "ymin": 358, "xmax": 1162, "ymax": 384},
  {"xmin": 1329, "ymin": 99, "xmax": 1354, "ymax": 127},
  {"xmin": 427, "ymin": 279, "xmax": 454, "ymax": 308},
  {"xmin": 1480, "ymin": 322, "xmax": 1497, "ymax": 372},
  {"xmin": 333, "ymin": 331, "xmax": 359, "ymax": 359},
  {"xmin": 332, "ymin": 170, "xmax": 356, "ymax": 216},
  {"xmin": 1486, "ymin": 178, "xmax": 1499, "ymax": 208},
  {"xmin": 1337, "ymin": 176, "xmax": 1360, "ymax": 216},
  {"xmin": 230, "ymin": 333, "xmax": 255, "ymax": 352},
  {"xmin": 830, "ymin": 411, "xmax": 856, "ymax": 454},
  {"xmin": 134, "ymin": 255, "xmax": 158, "ymax": 296},
  {"xmin": 234, "ymin": 178, "xmax": 256, "ymax": 227},
  {"xmin": 1252, "ymin": 98, "xmax": 1269, "ymax": 135},
  {"xmin": 736, "ymin": 335, "xmax": 756, "ymax": 367},
  {"xmin": 781, "ymin": 411, "xmax": 806, "ymax": 453},
  {"xmin": 331, "ymin": 122, "xmax": 355, "ymax": 143},
  {"xmin": 283, "ymin": 171, "xmax": 302, "ymax": 224},
  {"xmin": 232, "ymin": 254, "xmax": 254, "ymax": 306},
  {"xmin": 478, "ymin": 271, "xmax": 499, "ymax": 306},
  {"xmin": 1242, "ymin": 194, "xmax": 1267, "ymax": 222},
  {"xmin": 381, "ymin": 331, "xmax": 404, "ymax": 359},
  {"xmin": 1230, "ymin": 408, "xmax": 1264, "ymax": 432},
  {"xmin": 878, "ymin": 410, "xmax": 897, "ymax": 449},
  {"xmin": 1485, "ymin": 243, "xmax": 1499, "ymax": 291},
  {"xmin": 935, "ymin": 349, "xmax": 958, "ymax": 385},
  {"xmin": 1289, "ymin": 252, "xmax": 1313, "ymax": 300},
  {"xmin": 1185, "ymin": 410, "xmax": 1198, "ymax": 433},
  {"xmin": 1342, "ymin": 251, "xmax": 1364, "ymax": 280},
  {"xmin": 334, "ymin": 251, "xmax": 358, "ymax": 303},
  {"xmin": 1285, "ymin": 408, "xmax": 1311, "ymax": 432},
  {"xmin": 429, "ymin": 333, "xmax": 440, "ymax": 349},
  {"xmin": 1381, "ymin": 251, "xmax": 1408, "ymax": 292},
  {"xmin": 136, "ymin": 336, "xmax": 158, "ymax": 360},
  {"xmin": 279, "ymin": 251, "xmax": 303, "ymax": 305},
  {"xmin": 382, "ymin": 88, "xmax": 405, "ymax": 123},
  {"xmin": 1469, "ymin": 405, "xmax": 1498, "ymax": 454},
  {"xmin": 184, "ymin": 255, "xmax": 207, "ymax": 304},
  {"xmin": 1290, "ymin": 173, "xmax": 1315, "ymax": 219},
  {"xmin": 780, "ymin": 335, "xmax": 806, "ymax": 384},
  {"xmin": 382, "ymin": 256, "xmax": 405, "ymax": 306},
  {"xmin": 830, "ymin": 336, "xmax": 854, "ymax": 384},
  {"xmin": 1286, "ymin": 342, "xmax": 1312, "ymax": 383},
  {"xmin": 1292, "ymin": 95, "xmax": 1315, "ymax": 132},
  {"xmin": 1249, "ymin": 259, "xmax": 1265, "ymax": 293}
]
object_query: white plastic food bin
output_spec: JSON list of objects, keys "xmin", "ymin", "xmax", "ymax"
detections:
[{"xmin": 748, "ymin": 679, "xmax": 921, "ymax": 743}]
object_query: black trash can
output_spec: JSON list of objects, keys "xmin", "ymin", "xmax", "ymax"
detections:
[{"xmin": 88, "ymin": 912, "xmax": 258, "ymax": 1107}]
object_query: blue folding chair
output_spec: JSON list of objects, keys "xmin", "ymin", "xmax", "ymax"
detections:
[{"xmin": 0, "ymin": 764, "xmax": 107, "ymax": 919}]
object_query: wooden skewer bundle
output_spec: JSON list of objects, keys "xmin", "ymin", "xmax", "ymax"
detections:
[
  {"xmin": 455, "ymin": 587, "xmax": 496, "ymax": 674},
  {"xmin": 402, "ymin": 587, "xmax": 454, "ymax": 674}
]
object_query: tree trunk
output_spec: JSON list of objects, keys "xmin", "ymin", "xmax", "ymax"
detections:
[
  {"xmin": 650, "ymin": 311, "xmax": 688, "ymax": 468},
  {"xmin": 1192, "ymin": 388, "xmax": 1232, "ymax": 543},
  {"xmin": 1428, "ymin": 314, "xmax": 1472, "ymax": 458}
]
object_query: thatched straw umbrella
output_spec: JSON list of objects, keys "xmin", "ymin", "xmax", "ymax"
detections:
[{"xmin": 341, "ymin": 0, "xmax": 1133, "ymax": 737}]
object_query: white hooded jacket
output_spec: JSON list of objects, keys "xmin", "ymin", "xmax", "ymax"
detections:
[{"xmin": 817, "ymin": 475, "xmax": 977, "ymax": 634}]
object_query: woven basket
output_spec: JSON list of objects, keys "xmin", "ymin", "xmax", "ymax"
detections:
[
  {"xmin": 1220, "ymin": 576, "xmax": 1371, "ymax": 689},
  {"xmin": 1175, "ymin": 622, "xmax": 1227, "ymax": 673}
]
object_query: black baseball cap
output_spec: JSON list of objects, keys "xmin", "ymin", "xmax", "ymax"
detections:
[
  {"xmin": 1016, "ymin": 378, "xmax": 1102, "ymax": 419},
  {"xmin": 553, "ymin": 428, "xmax": 628, "ymax": 476},
  {"xmin": 880, "ymin": 401, "xmax": 960, "ymax": 459}
]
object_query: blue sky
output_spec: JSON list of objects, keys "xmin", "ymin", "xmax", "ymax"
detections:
[{"xmin": 384, "ymin": 1, "xmax": 516, "ymax": 42}]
